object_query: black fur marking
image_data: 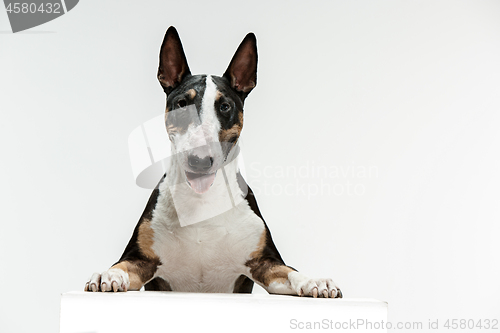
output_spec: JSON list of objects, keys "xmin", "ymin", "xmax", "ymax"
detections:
[
  {"xmin": 243, "ymin": 184, "xmax": 288, "ymax": 267},
  {"xmin": 211, "ymin": 76, "xmax": 245, "ymax": 133},
  {"xmin": 233, "ymin": 275, "xmax": 254, "ymax": 293},
  {"xmin": 145, "ymin": 277, "xmax": 172, "ymax": 291},
  {"xmin": 113, "ymin": 176, "xmax": 165, "ymax": 283},
  {"xmin": 236, "ymin": 174, "xmax": 298, "ymax": 288},
  {"xmin": 238, "ymin": 174, "xmax": 295, "ymax": 268},
  {"xmin": 166, "ymin": 75, "xmax": 207, "ymax": 118},
  {"xmin": 117, "ymin": 178, "xmax": 162, "ymax": 262},
  {"xmin": 166, "ymin": 75, "xmax": 244, "ymax": 135},
  {"xmin": 116, "ymin": 190, "xmax": 158, "ymax": 264}
]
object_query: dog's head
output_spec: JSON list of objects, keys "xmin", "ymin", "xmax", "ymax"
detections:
[{"xmin": 157, "ymin": 26, "xmax": 257, "ymax": 194}]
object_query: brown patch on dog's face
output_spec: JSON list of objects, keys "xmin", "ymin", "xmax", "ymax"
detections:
[
  {"xmin": 210, "ymin": 76, "xmax": 245, "ymax": 151},
  {"xmin": 215, "ymin": 90, "xmax": 223, "ymax": 101},
  {"xmin": 164, "ymin": 98, "xmax": 199, "ymax": 138},
  {"xmin": 165, "ymin": 111, "xmax": 186, "ymax": 137},
  {"xmin": 165, "ymin": 111, "xmax": 188, "ymax": 137},
  {"xmin": 219, "ymin": 111, "xmax": 243, "ymax": 144},
  {"xmin": 163, "ymin": 75, "xmax": 207, "ymax": 142},
  {"xmin": 187, "ymin": 88, "xmax": 196, "ymax": 99}
]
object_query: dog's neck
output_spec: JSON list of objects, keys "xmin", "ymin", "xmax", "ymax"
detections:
[{"xmin": 157, "ymin": 143, "xmax": 244, "ymax": 228}]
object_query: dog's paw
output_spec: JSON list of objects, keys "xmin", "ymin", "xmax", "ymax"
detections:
[
  {"xmin": 84, "ymin": 268, "xmax": 130, "ymax": 292},
  {"xmin": 289, "ymin": 272, "xmax": 342, "ymax": 298}
]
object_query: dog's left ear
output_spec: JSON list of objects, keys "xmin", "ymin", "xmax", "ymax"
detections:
[
  {"xmin": 158, "ymin": 26, "xmax": 191, "ymax": 95},
  {"xmin": 223, "ymin": 33, "xmax": 258, "ymax": 98}
]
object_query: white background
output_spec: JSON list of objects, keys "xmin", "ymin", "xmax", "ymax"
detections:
[{"xmin": 1, "ymin": 1, "xmax": 499, "ymax": 332}]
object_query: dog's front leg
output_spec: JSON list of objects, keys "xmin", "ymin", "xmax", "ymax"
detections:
[
  {"xmin": 248, "ymin": 261, "xmax": 342, "ymax": 298},
  {"xmin": 84, "ymin": 259, "xmax": 159, "ymax": 292},
  {"xmin": 85, "ymin": 187, "xmax": 162, "ymax": 292},
  {"xmin": 244, "ymin": 189, "xmax": 342, "ymax": 298}
]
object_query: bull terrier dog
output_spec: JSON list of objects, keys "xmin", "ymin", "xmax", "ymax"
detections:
[{"xmin": 85, "ymin": 26, "xmax": 342, "ymax": 299}]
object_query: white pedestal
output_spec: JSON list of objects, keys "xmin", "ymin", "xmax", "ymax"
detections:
[{"xmin": 60, "ymin": 291, "xmax": 387, "ymax": 333}]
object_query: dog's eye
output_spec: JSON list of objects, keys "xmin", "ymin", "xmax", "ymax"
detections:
[
  {"xmin": 177, "ymin": 99, "xmax": 187, "ymax": 108},
  {"xmin": 220, "ymin": 102, "xmax": 231, "ymax": 115}
]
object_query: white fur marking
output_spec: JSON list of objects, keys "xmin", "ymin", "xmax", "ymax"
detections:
[
  {"xmin": 150, "ymin": 143, "xmax": 265, "ymax": 292},
  {"xmin": 201, "ymin": 75, "xmax": 221, "ymax": 137},
  {"xmin": 85, "ymin": 268, "xmax": 130, "ymax": 292},
  {"xmin": 171, "ymin": 76, "xmax": 225, "ymax": 173}
]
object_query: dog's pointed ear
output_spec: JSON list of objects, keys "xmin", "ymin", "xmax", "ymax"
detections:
[
  {"xmin": 223, "ymin": 33, "xmax": 258, "ymax": 97},
  {"xmin": 158, "ymin": 26, "xmax": 191, "ymax": 94}
]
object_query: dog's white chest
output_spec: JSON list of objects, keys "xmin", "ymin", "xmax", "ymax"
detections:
[{"xmin": 150, "ymin": 199, "xmax": 264, "ymax": 293}]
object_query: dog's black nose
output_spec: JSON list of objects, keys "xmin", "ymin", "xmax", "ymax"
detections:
[{"xmin": 188, "ymin": 155, "xmax": 213, "ymax": 171}]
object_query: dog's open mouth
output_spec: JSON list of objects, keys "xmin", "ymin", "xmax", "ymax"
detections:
[{"xmin": 185, "ymin": 171, "xmax": 216, "ymax": 194}]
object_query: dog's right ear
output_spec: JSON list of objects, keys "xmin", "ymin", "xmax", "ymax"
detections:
[
  {"xmin": 158, "ymin": 26, "xmax": 191, "ymax": 95},
  {"xmin": 223, "ymin": 32, "xmax": 258, "ymax": 99}
]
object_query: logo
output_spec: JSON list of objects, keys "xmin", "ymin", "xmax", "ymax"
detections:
[{"xmin": 3, "ymin": 0, "xmax": 79, "ymax": 33}]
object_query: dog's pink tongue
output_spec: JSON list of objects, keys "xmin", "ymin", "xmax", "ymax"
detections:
[{"xmin": 186, "ymin": 172, "xmax": 216, "ymax": 194}]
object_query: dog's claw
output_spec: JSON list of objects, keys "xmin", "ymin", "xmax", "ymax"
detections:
[
  {"xmin": 291, "ymin": 274, "xmax": 341, "ymax": 298},
  {"xmin": 85, "ymin": 268, "xmax": 130, "ymax": 292}
]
